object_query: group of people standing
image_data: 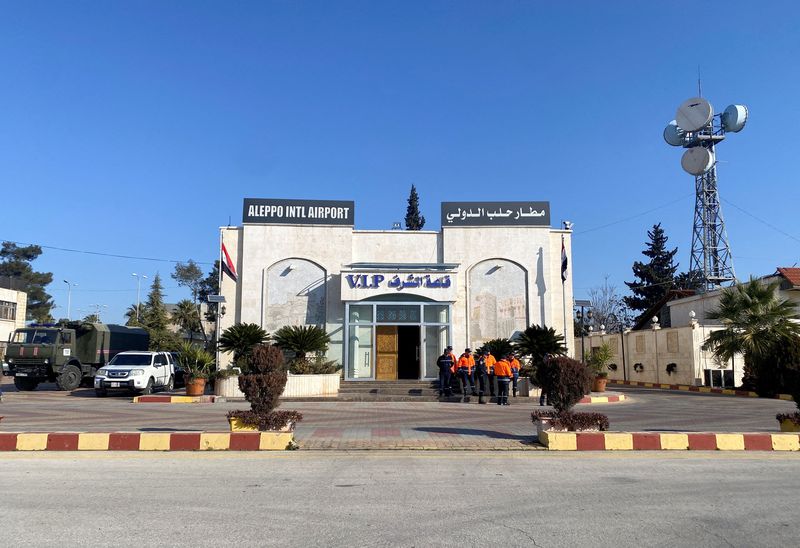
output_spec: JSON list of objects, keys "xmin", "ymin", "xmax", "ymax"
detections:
[{"xmin": 436, "ymin": 346, "xmax": 521, "ymax": 405}]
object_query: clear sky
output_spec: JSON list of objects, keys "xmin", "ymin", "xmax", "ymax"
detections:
[{"xmin": 2, "ymin": 1, "xmax": 799, "ymax": 324}]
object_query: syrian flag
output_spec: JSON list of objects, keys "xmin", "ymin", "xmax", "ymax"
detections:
[
  {"xmin": 561, "ymin": 235, "xmax": 568, "ymax": 283},
  {"xmin": 221, "ymin": 242, "xmax": 238, "ymax": 283}
]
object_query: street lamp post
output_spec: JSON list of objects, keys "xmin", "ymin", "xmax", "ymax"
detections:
[
  {"xmin": 132, "ymin": 273, "xmax": 147, "ymax": 322},
  {"xmin": 63, "ymin": 280, "xmax": 77, "ymax": 320},
  {"xmin": 608, "ymin": 313, "xmax": 627, "ymax": 382},
  {"xmin": 574, "ymin": 300, "xmax": 593, "ymax": 364}
]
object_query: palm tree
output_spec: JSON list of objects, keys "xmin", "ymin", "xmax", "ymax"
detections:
[
  {"xmin": 477, "ymin": 338, "xmax": 514, "ymax": 359},
  {"xmin": 273, "ymin": 325, "xmax": 330, "ymax": 361},
  {"xmin": 171, "ymin": 299, "xmax": 200, "ymax": 341},
  {"xmin": 124, "ymin": 304, "xmax": 140, "ymax": 326},
  {"xmin": 218, "ymin": 323, "xmax": 270, "ymax": 365},
  {"xmin": 513, "ymin": 324, "xmax": 568, "ymax": 366},
  {"xmin": 703, "ymin": 277, "xmax": 800, "ymax": 392},
  {"xmin": 703, "ymin": 277, "xmax": 800, "ymax": 359}
]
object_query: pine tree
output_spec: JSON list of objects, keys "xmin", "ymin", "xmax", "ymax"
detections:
[
  {"xmin": 141, "ymin": 273, "xmax": 180, "ymax": 350},
  {"xmin": 0, "ymin": 242, "xmax": 54, "ymax": 322},
  {"xmin": 624, "ymin": 223, "xmax": 679, "ymax": 316},
  {"xmin": 404, "ymin": 185, "xmax": 425, "ymax": 230}
]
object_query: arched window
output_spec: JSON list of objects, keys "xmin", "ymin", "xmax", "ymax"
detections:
[
  {"xmin": 468, "ymin": 259, "xmax": 527, "ymax": 345},
  {"xmin": 265, "ymin": 259, "xmax": 326, "ymax": 331}
]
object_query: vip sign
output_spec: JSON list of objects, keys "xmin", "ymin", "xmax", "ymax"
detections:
[{"xmin": 341, "ymin": 272, "xmax": 457, "ymax": 301}]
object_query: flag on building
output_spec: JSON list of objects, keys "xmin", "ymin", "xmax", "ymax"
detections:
[
  {"xmin": 221, "ymin": 242, "xmax": 238, "ymax": 283},
  {"xmin": 561, "ymin": 235, "xmax": 568, "ymax": 283}
]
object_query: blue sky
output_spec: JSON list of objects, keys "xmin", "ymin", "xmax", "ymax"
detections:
[{"xmin": 2, "ymin": 1, "xmax": 799, "ymax": 324}]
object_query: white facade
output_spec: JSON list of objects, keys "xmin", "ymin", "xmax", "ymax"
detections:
[
  {"xmin": 0, "ymin": 288, "xmax": 27, "ymax": 358},
  {"xmin": 219, "ymin": 199, "xmax": 574, "ymax": 381}
]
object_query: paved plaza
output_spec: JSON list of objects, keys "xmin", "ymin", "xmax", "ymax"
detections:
[{"xmin": 1, "ymin": 377, "xmax": 796, "ymax": 450}]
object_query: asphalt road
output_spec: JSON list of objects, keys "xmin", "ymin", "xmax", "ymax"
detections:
[{"xmin": 2, "ymin": 451, "xmax": 798, "ymax": 547}]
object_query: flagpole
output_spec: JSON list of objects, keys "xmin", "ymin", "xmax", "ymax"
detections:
[
  {"xmin": 561, "ymin": 234, "xmax": 568, "ymax": 356},
  {"xmin": 216, "ymin": 227, "xmax": 223, "ymax": 372}
]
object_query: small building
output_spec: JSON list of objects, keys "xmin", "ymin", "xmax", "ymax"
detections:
[
  {"xmin": 219, "ymin": 198, "xmax": 574, "ymax": 381},
  {"xmin": 580, "ymin": 267, "xmax": 800, "ymax": 388},
  {"xmin": 0, "ymin": 288, "xmax": 27, "ymax": 359}
]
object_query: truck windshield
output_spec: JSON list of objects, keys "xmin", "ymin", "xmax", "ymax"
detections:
[
  {"xmin": 13, "ymin": 330, "xmax": 57, "ymax": 344},
  {"xmin": 108, "ymin": 354, "xmax": 153, "ymax": 366}
]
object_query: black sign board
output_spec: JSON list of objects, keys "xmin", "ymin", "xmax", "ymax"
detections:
[
  {"xmin": 441, "ymin": 201, "xmax": 550, "ymax": 226},
  {"xmin": 243, "ymin": 198, "xmax": 355, "ymax": 226}
]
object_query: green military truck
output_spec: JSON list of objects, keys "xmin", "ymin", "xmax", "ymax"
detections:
[{"xmin": 4, "ymin": 322, "xmax": 149, "ymax": 391}]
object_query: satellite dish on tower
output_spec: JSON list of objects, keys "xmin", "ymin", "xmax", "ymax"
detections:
[
  {"xmin": 681, "ymin": 147, "xmax": 715, "ymax": 175},
  {"xmin": 663, "ymin": 120, "xmax": 686, "ymax": 146},
  {"xmin": 676, "ymin": 97, "xmax": 714, "ymax": 132},
  {"xmin": 722, "ymin": 104, "xmax": 749, "ymax": 132}
]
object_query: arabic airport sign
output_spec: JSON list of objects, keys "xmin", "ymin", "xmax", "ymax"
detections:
[
  {"xmin": 243, "ymin": 198, "xmax": 355, "ymax": 226},
  {"xmin": 441, "ymin": 201, "xmax": 550, "ymax": 227},
  {"xmin": 340, "ymin": 272, "xmax": 458, "ymax": 301}
]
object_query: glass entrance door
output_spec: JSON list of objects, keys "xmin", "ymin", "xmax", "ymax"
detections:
[{"xmin": 345, "ymin": 302, "xmax": 451, "ymax": 380}]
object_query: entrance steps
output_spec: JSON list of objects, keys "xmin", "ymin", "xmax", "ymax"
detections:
[{"xmin": 331, "ymin": 380, "xmax": 504, "ymax": 402}]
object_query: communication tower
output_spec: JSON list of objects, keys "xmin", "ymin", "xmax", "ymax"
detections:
[{"xmin": 664, "ymin": 98, "xmax": 749, "ymax": 291}]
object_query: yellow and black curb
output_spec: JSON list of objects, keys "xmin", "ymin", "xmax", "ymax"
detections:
[{"xmin": 0, "ymin": 431, "xmax": 293, "ymax": 451}]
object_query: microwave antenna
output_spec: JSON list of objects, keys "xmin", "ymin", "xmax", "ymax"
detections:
[{"xmin": 663, "ymin": 97, "xmax": 748, "ymax": 291}]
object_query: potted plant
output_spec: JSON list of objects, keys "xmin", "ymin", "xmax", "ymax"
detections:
[
  {"xmin": 777, "ymin": 386, "xmax": 800, "ymax": 432},
  {"xmin": 227, "ymin": 344, "xmax": 303, "ymax": 444},
  {"xmin": 218, "ymin": 323, "xmax": 270, "ymax": 365},
  {"xmin": 531, "ymin": 355, "xmax": 609, "ymax": 440},
  {"xmin": 179, "ymin": 342, "xmax": 214, "ymax": 396},
  {"xmin": 586, "ymin": 342, "xmax": 614, "ymax": 393}
]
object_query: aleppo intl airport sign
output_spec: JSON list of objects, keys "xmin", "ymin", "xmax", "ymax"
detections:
[
  {"xmin": 243, "ymin": 198, "xmax": 355, "ymax": 226},
  {"xmin": 441, "ymin": 201, "xmax": 550, "ymax": 226}
]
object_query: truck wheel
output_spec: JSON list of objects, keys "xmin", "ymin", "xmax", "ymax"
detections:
[
  {"xmin": 164, "ymin": 376, "xmax": 174, "ymax": 392},
  {"xmin": 141, "ymin": 378, "xmax": 154, "ymax": 395},
  {"xmin": 95, "ymin": 389, "xmax": 107, "ymax": 397},
  {"xmin": 14, "ymin": 377, "xmax": 38, "ymax": 391},
  {"xmin": 56, "ymin": 365, "xmax": 82, "ymax": 391}
]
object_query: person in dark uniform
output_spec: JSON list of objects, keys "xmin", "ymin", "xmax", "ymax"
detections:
[
  {"xmin": 539, "ymin": 353, "xmax": 551, "ymax": 406},
  {"xmin": 436, "ymin": 348, "xmax": 454, "ymax": 398},
  {"xmin": 473, "ymin": 350, "xmax": 489, "ymax": 404}
]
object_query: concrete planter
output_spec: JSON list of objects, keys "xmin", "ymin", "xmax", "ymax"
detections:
[
  {"xmin": 228, "ymin": 417, "xmax": 296, "ymax": 432},
  {"xmin": 214, "ymin": 373, "xmax": 341, "ymax": 399},
  {"xmin": 779, "ymin": 418, "xmax": 800, "ymax": 432},
  {"xmin": 517, "ymin": 378, "xmax": 541, "ymax": 398},
  {"xmin": 214, "ymin": 376, "xmax": 245, "ymax": 398},
  {"xmin": 282, "ymin": 373, "xmax": 341, "ymax": 398}
]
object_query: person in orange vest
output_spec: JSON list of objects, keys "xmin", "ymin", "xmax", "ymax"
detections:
[
  {"xmin": 485, "ymin": 350, "xmax": 497, "ymax": 398},
  {"xmin": 494, "ymin": 354, "xmax": 513, "ymax": 405},
  {"xmin": 510, "ymin": 354, "xmax": 521, "ymax": 397},
  {"xmin": 456, "ymin": 348, "xmax": 476, "ymax": 402}
]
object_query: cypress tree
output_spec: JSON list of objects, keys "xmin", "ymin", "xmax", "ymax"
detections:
[
  {"xmin": 624, "ymin": 223, "xmax": 679, "ymax": 316},
  {"xmin": 404, "ymin": 185, "xmax": 425, "ymax": 230}
]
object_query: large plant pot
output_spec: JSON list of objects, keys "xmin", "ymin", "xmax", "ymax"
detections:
[
  {"xmin": 779, "ymin": 418, "xmax": 800, "ymax": 432},
  {"xmin": 185, "ymin": 378, "xmax": 207, "ymax": 396},
  {"xmin": 215, "ymin": 376, "xmax": 245, "ymax": 399},
  {"xmin": 592, "ymin": 376, "xmax": 608, "ymax": 393}
]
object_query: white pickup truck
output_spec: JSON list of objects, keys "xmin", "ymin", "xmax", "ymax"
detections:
[{"xmin": 94, "ymin": 351, "xmax": 175, "ymax": 397}]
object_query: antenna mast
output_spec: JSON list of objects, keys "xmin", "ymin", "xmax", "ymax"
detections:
[{"xmin": 663, "ymin": 97, "xmax": 749, "ymax": 291}]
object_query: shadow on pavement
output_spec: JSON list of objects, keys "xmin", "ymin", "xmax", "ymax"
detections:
[{"xmin": 414, "ymin": 426, "xmax": 535, "ymax": 444}]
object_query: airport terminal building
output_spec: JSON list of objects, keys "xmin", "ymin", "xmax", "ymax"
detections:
[{"xmin": 219, "ymin": 198, "xmax": 574, "ymax": 381}]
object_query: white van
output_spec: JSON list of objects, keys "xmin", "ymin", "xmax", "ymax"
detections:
[{"xmin": 94, "ymin": 351, "xmax": 175, "ymax": 397}]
